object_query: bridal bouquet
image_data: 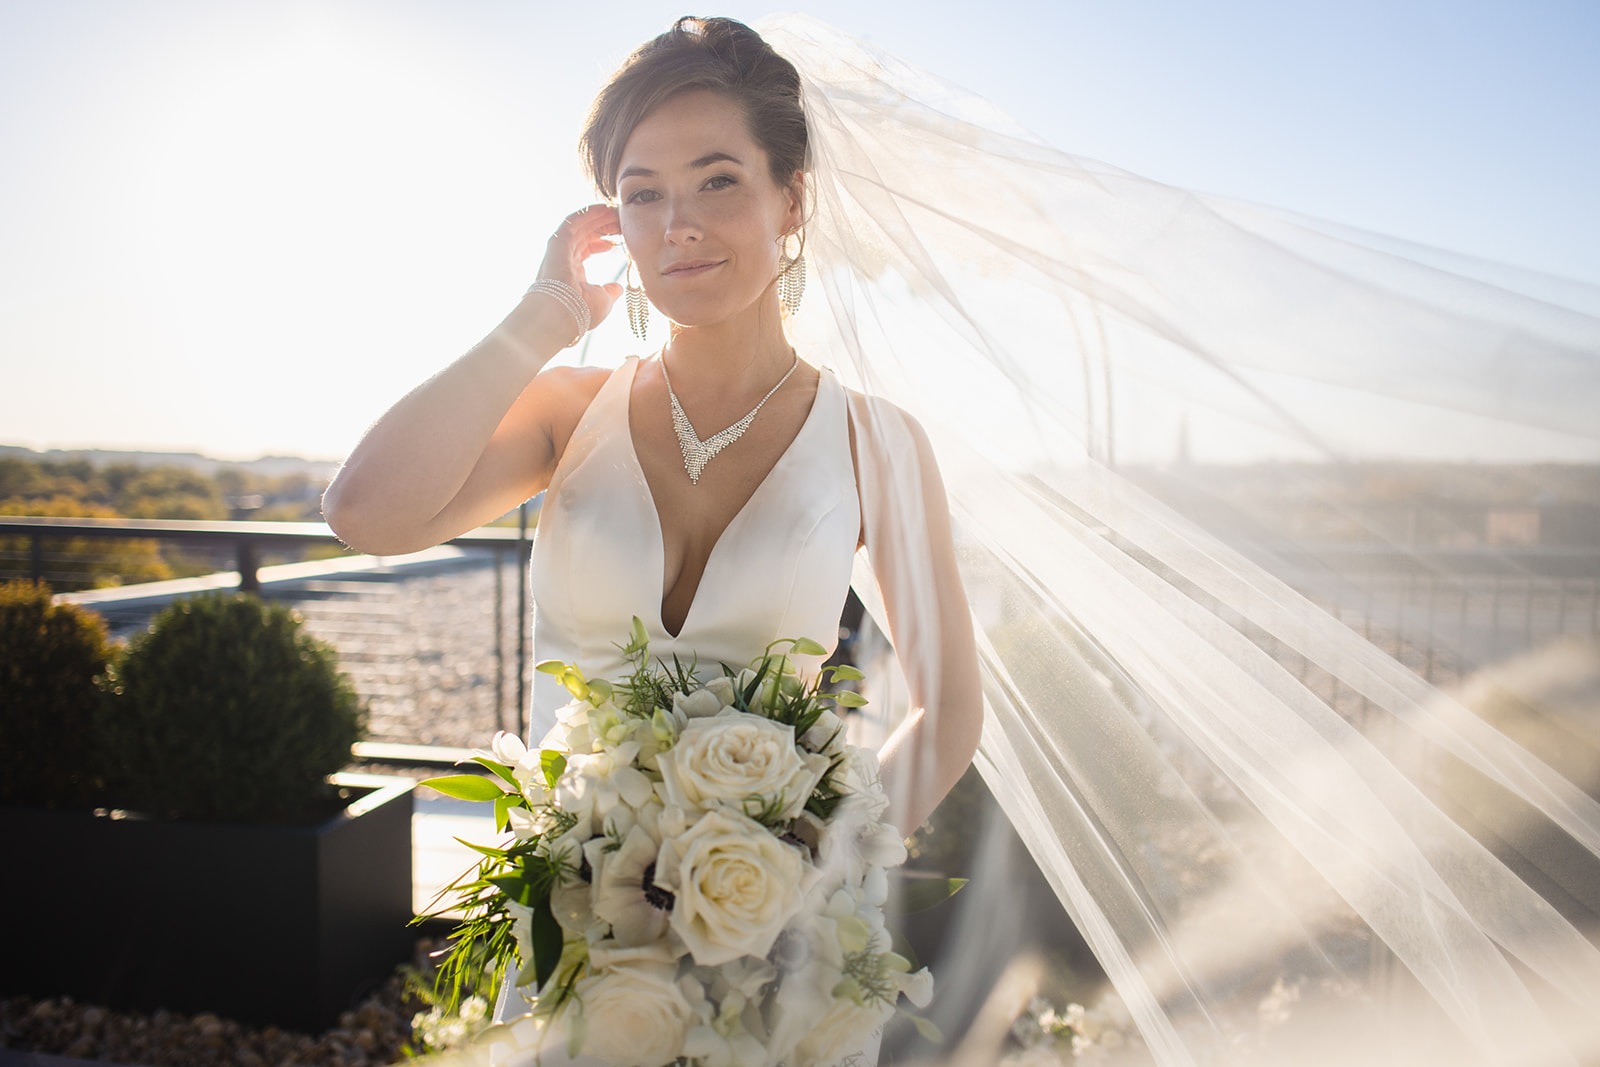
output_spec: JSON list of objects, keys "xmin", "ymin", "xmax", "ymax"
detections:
[{"xmin": 421, "ymin": 620, "xmax": 935, "ymax": 1067}]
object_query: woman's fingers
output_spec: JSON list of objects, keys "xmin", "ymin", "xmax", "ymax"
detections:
[
  {"xmin": 556, "ymin": 204, "xmax": 620, "ymax": 243},
  {"xmin": 530, "ymin": 204, "xmax": 625, "ymax": 333},
  {"xmin": 538, "ymin": 204, "xmax": 620, "ymax": 284}
]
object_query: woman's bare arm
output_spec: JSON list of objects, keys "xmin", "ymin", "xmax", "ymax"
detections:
[
  {"xmin": 849, "ymin": 393, "xmax": 984, "ymax": 835},
  {"xmin": 323, "ymin": 207, "xmax": 621, "ymax": 555}
]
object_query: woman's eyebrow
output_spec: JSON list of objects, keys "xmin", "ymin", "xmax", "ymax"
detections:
[{"xmin": 618, "ymin": 152, "xmax": 744, "ymax": 183}]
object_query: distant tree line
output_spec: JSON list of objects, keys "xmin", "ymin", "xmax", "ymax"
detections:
[{"xmin": 0, "ymin": 456, "xmax": 331, "ymax": 590}]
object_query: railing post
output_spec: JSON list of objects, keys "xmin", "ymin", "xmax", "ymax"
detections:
[
  {"xmin": 494, "ymin": 544, "xmax": 508, "ymax": 735},
  {"xmin": 517, "ymin": 501, "xmax": 530, "ymax": 739},
  {"xmin": 30, "ymin": 533, "xmax": 43, "ymax": 584},
  {"xmin": 237, "ymin": 539, "xmax": 260, "ymax": 593}
]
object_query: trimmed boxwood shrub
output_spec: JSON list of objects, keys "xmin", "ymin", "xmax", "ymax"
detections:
[
  {"xmin": 101, "ymin": 593, "xmax": 366, "ymax": 823},
  {"xmin": 0, "ymin": 580, "xmax": 114, "ymax": 808}
]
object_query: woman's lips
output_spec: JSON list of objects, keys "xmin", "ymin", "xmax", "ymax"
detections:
[{"xmin": 661, "ymin": 259, "xmax": 724, "ymax": 278}]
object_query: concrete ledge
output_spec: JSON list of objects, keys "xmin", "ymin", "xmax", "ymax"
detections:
[
  {"xmin": 352, "ymin": 741, "xmax": 479, "ymax": 768},
  {"xmin": 57, "ymin": 545, "xmax": 477, "ymax": 610}
]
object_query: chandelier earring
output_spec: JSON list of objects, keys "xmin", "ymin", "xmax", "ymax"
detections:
[
  {"xmin": 625, "ymin": 259, "xmax": 650, "ymax": 342},
  {"xmin": 777, "ymin": 230, "xmax": 806, "ymax": 315}
]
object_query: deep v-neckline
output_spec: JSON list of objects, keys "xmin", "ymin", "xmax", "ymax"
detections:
[{"xmin": 622, "ymin": 356, "xmax": 826, "ymax": 639}]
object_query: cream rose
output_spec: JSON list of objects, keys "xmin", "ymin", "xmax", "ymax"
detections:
[
  {"xmin": 657, "ymin": 711, "xmax": 829, "ymax": 820},
  {"xmin": 656, "ymin": 809, "xmax": 805, "ymax": 965},
  {"xmin": 573, "ymin": 962, "xmax": 696, "ymax": 1067}
]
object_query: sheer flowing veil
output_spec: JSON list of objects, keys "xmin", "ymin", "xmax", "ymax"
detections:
[{"xmin": 760, "ymin": 14, "xmax": 1600, "ymax": 1066}]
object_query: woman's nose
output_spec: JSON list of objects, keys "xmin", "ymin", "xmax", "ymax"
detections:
[{"xmin": 663, "ymin": 199, "xmax": 702, "ymax": 244}]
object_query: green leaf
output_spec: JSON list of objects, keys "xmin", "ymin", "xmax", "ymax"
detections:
[
  {"xmin": 828, "ymin": 664, "xmax": 865, "ymax": 682},
  {"xmin": 422, "ymin": 774, "xmax": 505, "ymax": 802},
  {"xmin": 541, "ymin": 750, "xmax": 567, "ymax": 790},
  {"xmin": 912, "ymin": 1016, "xmax": 944, "ymax": 1044},
  {"xmin": 565, "ymin": 1009, "xmax": 587, "ymax": 1060},
  {"xmin": 901, "ymin": 877, "xmax": 968, "ymax": 913},
  {"xmin": 889, "ymin": 926, "xmax": 920, "ymax": 971},
  {"xmin": 487, "ymin": 872, "xmax": 537, "ymax": 907},
  {"xmin": 493, "ymin": 792, "xmax": 521, "ymax": 832},
  {"xmin": 531, "ymin": 893, "xmax": 563, "ymax": 990},
  {"xmin": 627, "ymin": 615, "xmax": 649, "ymax": 654},
  {"xmin": 473, "ymin": 757, "xmax": 521, "ymax": 788},
  {"xmin": 833, "ymin": 691, "xmax": 869, "ymax": 708}
]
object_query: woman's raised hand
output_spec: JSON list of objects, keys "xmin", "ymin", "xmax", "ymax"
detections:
[
  {"xmin": 533, "ymin": 204, "xmax": 625, "ymax": 332},
  {"xmin": 323, "ymin": 204, "xmax": 628, "ymax": 555}
]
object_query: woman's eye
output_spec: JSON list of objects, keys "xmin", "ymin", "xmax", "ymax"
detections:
[
  {"xmin": 624, "ymin": 188, "xmax": 661, "ymax": 205},
  {"xmin": 704, "ymin": 174, "xmax": 737, "ymax": 191}
]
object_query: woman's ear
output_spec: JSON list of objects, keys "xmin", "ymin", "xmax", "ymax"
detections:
[{"xmin": 784, "ymin": 170, "xmax": 806, "ymax": 230}]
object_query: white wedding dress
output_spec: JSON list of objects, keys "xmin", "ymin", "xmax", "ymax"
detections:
[
  {"xmin": 492, "ymin": 355, "xmax": 883, "ymax": 1067},
  {"xmin": 526, "ymin": 354, "xmax": 861, "ymax": 740}
]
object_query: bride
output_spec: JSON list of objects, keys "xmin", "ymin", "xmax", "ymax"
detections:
[
  {"xmin": 327, "ymin": 14, "xmax": 1600, "ymax": 1067},
  {"xmin": 324, "ymin": 15, "xmax": 979, "ymax": 1064}
]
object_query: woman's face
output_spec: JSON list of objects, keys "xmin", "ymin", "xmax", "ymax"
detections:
[{"xmin": 615, "ymin": 90, "xmax": 802, "ymax": 330}]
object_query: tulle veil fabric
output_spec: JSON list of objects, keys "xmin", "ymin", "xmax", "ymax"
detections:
[{"xmin": 759, "ymin": 14, "xmax": 1600, "ymax": 1067}]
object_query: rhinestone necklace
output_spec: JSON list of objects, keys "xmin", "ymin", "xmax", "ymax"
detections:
[{"xmin": 660, "ymin": 352, "xmax": 800, "ymax": 484}]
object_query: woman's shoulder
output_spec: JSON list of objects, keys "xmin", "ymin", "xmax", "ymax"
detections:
[
  {"xmin": 531, "ymin": 362, "xmax": 618, "ymax": 407},
  {"xmin": 841, "ymin": 386, "xmax": 935, "ymax": 460},
  {"xmin": 528, "ymin": 361, "xmax": 628, "ymax": 468}
]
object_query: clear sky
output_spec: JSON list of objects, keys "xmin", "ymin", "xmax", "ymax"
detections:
[{"xmin": 2, "ymin": 0, "xmax": 1596, "ymax": 461}]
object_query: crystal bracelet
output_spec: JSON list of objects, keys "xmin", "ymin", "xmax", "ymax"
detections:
[{"xmin": 524, "ymin": 279, "xmax": 590, "ymax": 348}]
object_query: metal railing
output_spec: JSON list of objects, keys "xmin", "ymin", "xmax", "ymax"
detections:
[
  {"xmin": 0, "ymin": 512, "xmax": 538, "ymax": 737},
  {"xmin": 0, "ymin": 514, "xmax": 533, "ymax": 590}
]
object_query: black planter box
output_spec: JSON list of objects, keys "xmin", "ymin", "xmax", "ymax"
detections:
[{"xmin": 0, "ymin": 772, "xmax": 415, "ymax": 1033}]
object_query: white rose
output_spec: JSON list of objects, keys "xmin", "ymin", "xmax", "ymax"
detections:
[
  {"xmin": 656, "ymin": 809, "xmax": 806, "ymax": 965},
  {"xmin": 574, "ymin": 962, "xmax": 696, "ymax": 1067},
  {"xmin": 657, "ymin": 712, "xmax": 829, "ymax": 820}
]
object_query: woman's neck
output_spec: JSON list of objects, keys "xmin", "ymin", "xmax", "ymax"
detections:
[{"xmin": 659, "ymin": 292, "xmax": 794, "ymax": 401}]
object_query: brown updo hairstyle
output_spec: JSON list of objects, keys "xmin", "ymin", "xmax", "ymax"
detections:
[{"xmin": 581, "ymin": 17, "xmax": 809, "ymax": 203}]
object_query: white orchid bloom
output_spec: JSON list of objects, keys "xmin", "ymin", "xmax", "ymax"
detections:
[
  {"xmin": 897, "ymin": 965, "xmax": 935, "ymax": 1009},
  {"xmin": 761, "ymin": 912, "xmax": 845, "ymax": 1065},
  {"xmin": 683, "ymin": 1018, "xmax": 767, "ymax": 1067},
  {"xmin": 801, "ymin": 709, "xmax": 847, "ymax": 756},
  {"xmin": 556, "ymin": 742, "xmax": 654, "ymax": 827},
  {"xmin": 631, "ymin": 705, "xmax": 686, "ymax": 772},
  {"xmin": 507, "ymin": 804, "xmax": 543, "ymax": 842},
  {"xmin": 587, "ymin": 698, "xmax": 633, "ymax": 748},
  {"xmin": 682, "ymin": 976, "xmax": 772, "ymax": 1067},
  {"xmin": 471, "ymin": 729, "xmax": 528, "ymax": 767}
]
